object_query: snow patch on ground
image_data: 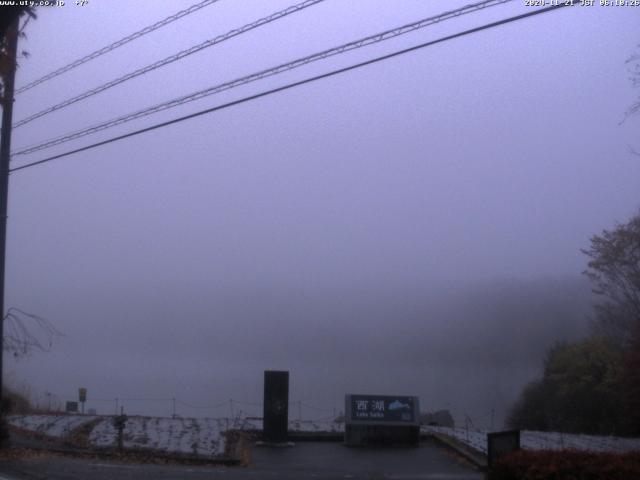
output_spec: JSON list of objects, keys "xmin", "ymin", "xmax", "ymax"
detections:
[
  {"xmin": 8, "ymin": 414, "xmax": 345, "ymax": 457},
  {"xmin": 9, "ymin": 415, "xmax": 227, "ymax": 457},
  {"xmin": 424, "ymin": 426, "xmax": 487, "ymax": 453},
  {"xmin": 520, "ymin": 430, "xmax": 640, "ymax": 453},
  {"xmin": 8, "ymin": 415, "xmax": 97, "ymax": 438},
  {"xmin": 237, "ymin": 418, "xmax": 344, "ymax": 433},
  {"xmin": 289, "ymin": 420, "xmax": 344, "ymax": 433},
  {"xmin": 88, "ymin": 416, "xmax": 227, "ymax": 456},
  {"xmin": 422, "ymin": 426, "xmax": 640, "ymax": 454}
]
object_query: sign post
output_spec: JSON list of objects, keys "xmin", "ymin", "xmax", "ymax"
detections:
[
  {"xmin": 112, "ymin": 413, "xmax": 128, "ymax": 451},
  {"xmin": 78, "ymin": 388, "xmax": 87, "ymax": 414}
]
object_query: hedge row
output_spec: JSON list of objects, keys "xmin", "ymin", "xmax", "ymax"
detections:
[{"xmin": 488, "ymin": 449, "xmax": 640, "ymax": 480}]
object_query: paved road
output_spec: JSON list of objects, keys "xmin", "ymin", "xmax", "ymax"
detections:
[{"xmin": 0, "ymin": 441, "xmax": 482, "ymax": 479}]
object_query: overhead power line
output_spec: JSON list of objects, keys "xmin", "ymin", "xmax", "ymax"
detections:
[
  {"xmin": 177, "ymin": 399, "xmax": 234, "ymax": 409},
  {"xmin": 15, "ymin": 0, "xmax": 222, "ymax": 94},
  {"xmin": 13, "ymin": 0, "xmax": 325, "ymax": 129},
  {"xmin": 13, "ymin": 0, "xmax": 512, "ymax": 156},
  {"xmin": 299, "ymin": 402, "xmax": 334, "ymax": 412},
  {"xmin": 9, "ymin": 3, "xmax": 571, "ymax": 174}
]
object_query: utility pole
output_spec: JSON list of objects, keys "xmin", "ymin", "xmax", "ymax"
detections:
[{"xmin": 0, "ymin": 18, "xmax": 19, "ymax": 419}]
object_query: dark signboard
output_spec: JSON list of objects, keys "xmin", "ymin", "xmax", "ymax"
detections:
[
  {"xmin": 348, "ymin": 395, "xmax": 416, "ymax": 423},
  {"xmin": 65, "ymin": 401, "xmax": 78, "ymax": 413},
  {"xmin": 488, "ymin": 430, "xmax": 521, "ymax": 468}
]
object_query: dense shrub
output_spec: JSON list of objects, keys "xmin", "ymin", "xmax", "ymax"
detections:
[
  {"xmin": 2, "ymin": 388, "xmax": 32, "ymax": 415},
  {"xmin": 488, "ymin": 449, "xmax": 640, "ymax": 480},
  {"xmin": 506, "ymin": 338, "xmax": 626, "ymax": 435},
  {"xmin": 0, "ymin": 397, "xmax": 9, "ymax": 448},
  {"xmin": 0, "ymin": 387, "xmax": 35, "ymax": 448}
]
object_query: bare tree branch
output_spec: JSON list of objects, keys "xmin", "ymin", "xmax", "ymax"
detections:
[
  {"xmin": 3, "ymin": 308, "xmax": 63, "ymax": 358},
  {"xmin": 624, "ymin": 44, "xmax": 640, "ymax": 122}
]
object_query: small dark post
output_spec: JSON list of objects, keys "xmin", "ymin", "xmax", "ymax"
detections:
[
  {"xmin": 487, "ymin": 430, "xmax": 521, "ymax": 469},
  {"xmin": 112, "ymin": 412, "xmax": 128, "ymax": 451},
  {"xmin": 263, "ymin": 370, "xmax": 289, "ymax": 444},
  {"xmin": 78, "ymin": 388, "xmax": 86, "ymax": 414}
]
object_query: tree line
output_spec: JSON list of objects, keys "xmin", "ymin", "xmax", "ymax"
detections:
[{"xmin": 507, "ymin": 212, "xmax": 640, "ymax": 436}]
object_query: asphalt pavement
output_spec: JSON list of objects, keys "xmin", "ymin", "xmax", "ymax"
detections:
[{"xmin": 0, "ymin": 440, "xmax": 483, "ymax": 480}]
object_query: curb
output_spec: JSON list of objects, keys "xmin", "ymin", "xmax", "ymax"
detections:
[
  {"xmin": 8, "ymin": 445, "xmax": 241, "ymax": 466},
  {"xmin": 426, "ymin": 432, "xmax": 487, "ymax": 471}
]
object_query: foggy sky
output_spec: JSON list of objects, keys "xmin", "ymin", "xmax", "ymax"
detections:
[{"xmin": 4, "ymin": 0, "xmax": 639, "ymax": 427}]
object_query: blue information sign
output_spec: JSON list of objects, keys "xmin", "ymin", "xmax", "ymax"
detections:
[{"xmin": 349, "ymin": 395, "xmax": 415, "ymax": 423}]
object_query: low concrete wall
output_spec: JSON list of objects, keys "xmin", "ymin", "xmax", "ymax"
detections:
[{"xmin": 344, "ymin": 425, "xmax": 420, "ymax": 447}]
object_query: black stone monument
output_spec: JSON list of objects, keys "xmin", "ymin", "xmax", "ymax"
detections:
[{"xmin": 263, "ymin": 370, "xmax": 289, "ymax": 444}]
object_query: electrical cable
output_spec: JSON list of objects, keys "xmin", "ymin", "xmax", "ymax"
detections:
[
  {"xmin": 10, "ymin": 4, "xmax": 569, "ymax": 173},
  {"xmin": 300, "ymin": 402, "xmax": 334, "ymax": 412},
  {"xmin": 15, "ymin": 0, "xmax": 222, "ymax": 94},
  {"xmin": 12, "ymin": 0, "xmax": 512, "ymax": 155},
  {"xmin": 176, "ymin": 399, "xmax": 230, "ymax": 409},
  {"xmin": 13, "ymin": 0, "xmax": 325, "ymax": 128}
]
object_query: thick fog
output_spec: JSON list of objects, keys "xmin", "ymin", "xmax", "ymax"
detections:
[{"xmin": 4, "ymin": 1, "xmax": 639, "ymax": 427}]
